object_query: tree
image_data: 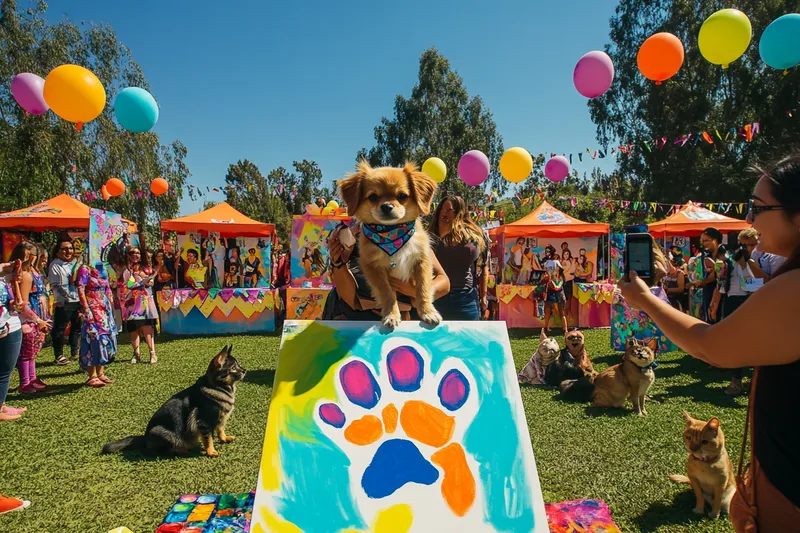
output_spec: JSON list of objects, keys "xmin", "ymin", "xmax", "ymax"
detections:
[
  {"xmin": 0, "ymin": 0, "xmax": 191, "ymax": 245},
  {"xmin": 588, "ymin": 0, "xmax": 800, "ymax": 204},
  {"xmin": 358, "ymin": 48, "xmax": 506, "ymax": 206}
]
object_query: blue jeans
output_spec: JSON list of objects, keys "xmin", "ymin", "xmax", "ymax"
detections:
[
  {"xmin": 0, "ymin": 328, "xmax": 23, "ymax": 406},
  {"xmin": 435, "ymin": 287, "xmax": 479, "ymax": 321}
]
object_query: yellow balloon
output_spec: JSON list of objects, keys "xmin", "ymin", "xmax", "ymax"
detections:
[
  {"xmin": 326, "ymin": 200, "xmax": 339, "ymax": 210},
  {"xmin": 698, "ymin": 8, "xmax": 752, "ymax": 68},
  {"xmin": 422, "ymin": 157, "xmax": 447, "ymax": 183},
  {"xmin": 44, "ymin": 64, "xmax": 107, "ymax": 125},
  {"xmin": 499, "ymin": 147, "xmax": 533, "ymax": 183}
]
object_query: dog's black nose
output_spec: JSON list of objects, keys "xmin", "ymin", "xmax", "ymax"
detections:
[{"xmin": 380, "ymin": 203, "xmax": 394, "ymax": 214}]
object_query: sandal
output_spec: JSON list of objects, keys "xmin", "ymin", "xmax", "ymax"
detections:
[
  {"xmin": 149, "ymin": 351, "xmax": 157, "ymax": 364},
  {"xmin": 86, "ymin": 377, "xmax": 105, "ymax": 388},
  {"xmin": 55, "ymin": 356, "xmax": 69, "ymax": 366},
  {"xmin": 1, "ymin": 404, "xmax": 27, "ymax": 416},
  {"xmin": 31, "ymin": 379, "xmax": 47, "ymax": 390},
  {"xmin": 131, "ymin": 352, "xmax": 140, "ymax": 364},
  {"xmin": 98, "ymin": 375, "xmax": 114, "ymax": 384}
]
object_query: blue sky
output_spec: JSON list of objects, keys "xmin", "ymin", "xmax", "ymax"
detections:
[{"xmin": 44, "ymin": 0, "xmax": 619, "ymax": 215}]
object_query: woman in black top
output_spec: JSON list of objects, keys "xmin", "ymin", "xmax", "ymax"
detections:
[
  {"xmin": 621, "ymin": 154, "xmax": 800, "ymax": 529},
  {"xmin": 427, "ymin": 196, "xmax": 489, "ymax": 320}
]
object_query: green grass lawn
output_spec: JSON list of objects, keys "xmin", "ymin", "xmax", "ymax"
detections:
[{"xmin": 1, "ymin": 327, "xmax": 747, "ymax": 532}]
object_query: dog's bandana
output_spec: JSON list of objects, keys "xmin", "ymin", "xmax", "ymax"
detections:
[{"xmin": 362, "ymin": 221, "xmax": 416, "ymax": 257}]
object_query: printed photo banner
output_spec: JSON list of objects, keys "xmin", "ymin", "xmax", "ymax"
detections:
[
  {"xmin": 253, "ymin": 320, "xmax": 548, "ymax": 533},
  {"xmin": 502, "ymin": 237, "xmax": 598, "ymax": 286}
]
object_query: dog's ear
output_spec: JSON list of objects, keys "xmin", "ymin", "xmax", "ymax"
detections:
[
  {"xmin": 540, "ymin": 329, "xmax": 547, "ymax": 341},
  {"xmin": 646, "ymin": 337, "xmax": 658, "ymax": 353},
  {"xmin": 212, "ymin": 346, "xmax": 229, "ymax": 368},
  {"xmin": 626, "ymin": 337, "xmax": 638, "ymax": 348},
  {"xmin": 227, "ymin": 344, "xmax": 233, "ymax": 357},
  {"xmin": 338, "ymin": 160, "xmax": 371, "ymax": 216},
  {"xmin": 404, "ymin": 161, "xmax": 437, "ymax": 215}
]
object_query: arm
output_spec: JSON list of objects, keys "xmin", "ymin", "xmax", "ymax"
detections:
[
  {"xmin": 622, "ymin": 271, "xmax": 800, "ymax": 367},
  {"xmin": 748, "ymin": 258, "xmax": 768, "ymax": 280},
  {"xmin": 183, "ymin": 268, "xmax": 196, "ymax": 288}
]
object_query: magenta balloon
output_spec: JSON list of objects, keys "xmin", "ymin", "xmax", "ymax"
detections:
[
  {"xmin": 573, "ymin": 51, "xmax": 615, "ymax": 99},
  {"xmin": 458, "ymin": 150, "xmax": 491, "ymax": 186},
  {"xmin": 11, "ymin": 73, "xmax": 49, "ymax": 115},
  {"xmin": 545, "ymin": 156, "xmax": 570, "ymax": 182}
]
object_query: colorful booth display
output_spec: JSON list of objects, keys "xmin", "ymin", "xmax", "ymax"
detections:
[
  {"xmin": 160, "ymin": 203, "xmax": 277, "ymax": 334},
  {"xmin": 285, "ymin": 213, "xmax": 351, "ymax": 320},
  {"xmin": 491, "ymin": 202, "xmax": 609, "ymax": 328},
  {"xmin": 648, "ymin": 202, "xmax": 751, "ymax": 238}
]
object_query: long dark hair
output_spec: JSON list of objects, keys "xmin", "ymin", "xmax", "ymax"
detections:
[
  {"xmin": 428, "ymin": 196, "xmax": 486, "ymax": 253},
  {"xmin": 760, "ymin": 155, "xmax": 800, "ymax": 276}
]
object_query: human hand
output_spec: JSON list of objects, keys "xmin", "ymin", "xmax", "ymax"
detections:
[
  {"xmin": 709, "ymin": 303, "xmax": 718, "ymax": 321},
  {"xmin": 480, "ymin": 296, "xmax": 488, "ymax": 313},
  {"xmin": 618, "ymin": 271, "xmax": 653, "ymax": 310},
  {"xmin": 37, "ymin": 319, "xmax": 52, "ymax": 332}
]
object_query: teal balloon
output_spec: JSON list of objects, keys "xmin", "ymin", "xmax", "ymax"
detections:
[
  {"xmin": 759, "ymin": 14, "xmax": 800, "ymax": 70},
  {"xmin": 114, "ymin": 87, "xmax": 159, "ymax": 132}
]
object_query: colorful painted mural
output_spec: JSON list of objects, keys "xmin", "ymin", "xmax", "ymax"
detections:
[
  {"xmin": 611, "ymin": 286, "xmax": 678, "ymax": 353},
  {"xmin": 290, "ymin": 215, "xmax": 350, "ymax": 288},
  {"xmin": 253, "ymin": 321, "xmax": 548, "ymax": 533},
  {"xmin": 88, "ymin": 208, "xmax": 127, "ymax": 267},
  {"xmin": 157, "ymin": 288, "xmax": 278, "ymax": 335},
  {"xmin": 286, "ymin": 287, "xmax": 330, "ymax": 320},
  {"xmin": 609, "ymin": 233, "xmax": 625, "ymax": 283}
]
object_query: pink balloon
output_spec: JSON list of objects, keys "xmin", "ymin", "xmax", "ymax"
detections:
[
  {"xmin": 11, "ymin": 73, "xmax": 49, "ymax": 115},
  {"xmin": 458, "ymin": 150, "xmax": 490, "ymax": 186},
  {"xmin": 573, "ymin": 51, "xmax": 615, "ymax": 99},
  {"xmin": 545, "ymin": 156, "xmax": 570, "ymax": 182}
]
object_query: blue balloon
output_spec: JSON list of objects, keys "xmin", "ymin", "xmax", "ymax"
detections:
[
  {"xmin": 114, "ymin": 87, "xmax": 159, "ymax": 132},
  {"xmin": 759, "ymin": 14, "xmax": 800, "ymax": 70}
]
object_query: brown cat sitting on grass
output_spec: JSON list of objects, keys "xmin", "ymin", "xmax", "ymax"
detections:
[{"xmin": 669, "ymin": 411, "xmax": 736, "ymax": 519}]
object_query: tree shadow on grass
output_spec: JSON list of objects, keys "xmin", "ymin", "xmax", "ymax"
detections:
[
  {"xmin": 652, "ymin": 382, "xmax": 746, "ymax": 410},
  {"xmin": 584, "ymin": 405, "xmax": 632, "ymax": 418},
  {"xmin": 244, "ymin": 368, "xmax": 276, "ymax": 387},
  {"xmin": 635, "ymin": 490, "xmax": 712, "ymax": 532}
]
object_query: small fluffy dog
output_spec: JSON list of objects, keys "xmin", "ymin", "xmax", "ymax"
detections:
[
  {"xmin": 518, "ymin": 330, "xmax": 561, "ymax": 385},
  {"xmin": 563, "ymin": 329, "xmax": 595, "ymax": 375},
  {"xmin": 560, "ymin": 338, "xmax": 657, "ymax": 415},
  {"xmin": 102, "ymin": 345, "xmax": 245, "ymax": 457},
  {"xmin": 337, "ymin": 160, "xmax": 440, "ymax": 328},
  {"xmin": 669, "ymin": 411, "xmax": 736, "ymax": 518}
]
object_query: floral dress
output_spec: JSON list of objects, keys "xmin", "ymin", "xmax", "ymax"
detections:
[
  {"xmin": 77, "ymin": 265, "xmax": 117, "ymax": 369},
  {"xmin": 122, "ymin": 268, "xmax": 159, "ymax": 324},
  {"xmin": 29, "ymin": 272, "xmax": 47, "ymax": 319}
]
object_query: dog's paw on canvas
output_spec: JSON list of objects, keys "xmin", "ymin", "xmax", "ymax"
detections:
[
  {"xmin": 418, "ymin": 306, "xmax": 442, "ymax": 326},
  {"xmin": 382, "ymin": 312, "xmax": 402, "ymax": 329},
  {"xmin": 316, "ymin": 343, "xmax": 478, "ymax": 518}
]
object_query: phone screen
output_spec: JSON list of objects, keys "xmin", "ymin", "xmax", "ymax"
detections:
[{"xmin": 627, "ymin": 240, "xmax": 652, "ymax": 276}]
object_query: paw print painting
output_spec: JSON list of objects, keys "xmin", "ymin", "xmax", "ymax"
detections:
[
  {"xmin": 316, "ymin": 343, "xmax": 481, "ymax": 527},
  {"xmin": 253, "ymin": 321, "xmax": 548, "ymax": 533}
]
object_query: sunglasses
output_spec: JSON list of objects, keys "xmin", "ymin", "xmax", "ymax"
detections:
[
  {"xmin": 747, "ymin": 199, "xmax": 783, "ymax": 219},
  {"xmin": 128, "ymin": 251, "xmax": 141, "ymax": 256}
]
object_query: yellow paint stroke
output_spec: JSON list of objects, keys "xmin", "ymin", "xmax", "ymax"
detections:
[
  {"xmin": 372, "ymin": 504, "xmax": 413, "ymax": 533},
  {"xmin": 260, "ymin": 322, "xmax": 345, "ymax": 491},
  {"xmin": 253, "ymin": 505, "xmax": 303, "ymax": 533}
]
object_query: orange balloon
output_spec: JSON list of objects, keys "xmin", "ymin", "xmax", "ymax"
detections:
[
  {"xmin": 637, "ymin": 32, "xmax": 685, "ymax": 84},
  {"xmin": 106, "ymin": 178, "xmax": 125, "ymax": 197},
  {"xmin": 150, "ymin": 177, "xmax": 169, "ymax": 196},
  {"xmin": 101, "ymin": 185, "xmax": 111, "ymax": 201}
]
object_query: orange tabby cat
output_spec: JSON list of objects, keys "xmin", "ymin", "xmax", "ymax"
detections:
[
  {"xmin": 589, "ymin": 337, "xmax": 657, "ymax": 415},
  {"xmin": 669, "ymin": 411, "xmax": 736, "ymax": 519}
]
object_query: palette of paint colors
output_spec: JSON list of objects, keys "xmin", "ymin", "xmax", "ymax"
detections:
[{"xmin": 156, "ymin": 492, "xmax": 254, "ymax": 533}]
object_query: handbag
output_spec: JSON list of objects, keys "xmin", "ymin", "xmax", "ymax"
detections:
[{"xmin": 730, "ymin": 367, "xmax": 759, "ymax": 532}]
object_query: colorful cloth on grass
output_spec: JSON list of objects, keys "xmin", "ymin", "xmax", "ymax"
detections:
[
  {"xmin": 546, "ymin": 499, "xmax": 622, "ymax": 532},
  {"xmin": 362, "ymin": 220, "xmax": 415, "ymax": 256},
  {"xmin": 160, "ymin": 493, "xmax": 620, "ymax": 533},
  {"xmin": 157, "ymin": 492, "xmax": 254, "ymax": 533}
]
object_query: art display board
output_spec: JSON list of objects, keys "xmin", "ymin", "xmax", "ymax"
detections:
[
  {"xmin": 611, "ymin": 286, "xmax": 678, "ymax": 353},
  {"xmin": 253, "ymin": 320, "xmax": 548, "ymax": 533},
  {"xmin": 88, "ymin": 208, "xmax": 127, "ymax": 268},
  {"xmin": 175, "ymin": 234, "xmax": 271, "ymax": 290},
  {"xmin": 290, "ymin": 214, "xmax": 350, "ymax": 288},
  {"xmin": 501, "ymin": 237, "xmax": 598, "ymax": 285},
  {"xmin": 285, "ymin": 287, "xmax": 330, "ymax": 320},
  {"xmin": 156, "ymin": 288, "xmax": 278, "ymax": 335}
]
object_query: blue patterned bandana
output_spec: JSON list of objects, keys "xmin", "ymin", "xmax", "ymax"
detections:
[{"xmin": 362, "ymin": 221, "xmax": 416, "ymax": 257}]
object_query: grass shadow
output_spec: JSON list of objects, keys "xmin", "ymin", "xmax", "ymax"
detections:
[
  {"xmin": 635, "ymin": 490, "xmax": 710, "ymax": 532},
  {"xmin": 244, "ymin": 368, "xmax": 276, "ymax": 387},
  {"xmin": 6, "ymin": 383, "xmax": 83, "ymax": 401},
  {"xmin": 584, "ymin": 405, "xmax": 632, "ymax": 418},
  {"xmin": 657, "ymin": 382, "xmax": 746, "ymax": 409}
]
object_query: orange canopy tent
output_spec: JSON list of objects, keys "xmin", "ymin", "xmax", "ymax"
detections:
[
  {"xmin": 161, "ymin": 202, "xmax": 274, "ymax": 237},
  {"xmin": 648, "ymin": 202, "xmax": 751, "ymax": 238},
  {"xmin": 489, "ymin": 201, "xmax": 609, "ymax": 238},
  {"xmin": 0, "ymin": 194, "xmax": 138, "ymax": 232}
]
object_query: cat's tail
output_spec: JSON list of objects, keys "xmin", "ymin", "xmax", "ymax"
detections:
[
  {"xmin": 668, "ymin": 475, "xmax": 691, "ymax": 484},
  {"xmin": 102, "ymin": 436, "xmax": 146, "ymax": 454},
  {"xmin": 559, "ymin": 375, "xmax": 595, "ymax": 401}
]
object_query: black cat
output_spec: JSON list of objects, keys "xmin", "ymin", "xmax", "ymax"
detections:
[{"xmin": 103, "ymin": 345, "xmax": 245, "ymax": 457}]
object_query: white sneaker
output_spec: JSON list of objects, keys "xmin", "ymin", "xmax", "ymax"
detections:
[{"xmin": 131, "ymin": 354, "xmax": 139, "ymax": 364}]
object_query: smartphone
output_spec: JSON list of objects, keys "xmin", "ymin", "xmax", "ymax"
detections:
[{"xmin": 624, "ymin": 233, "xmax": 654, "ymax": 283}]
